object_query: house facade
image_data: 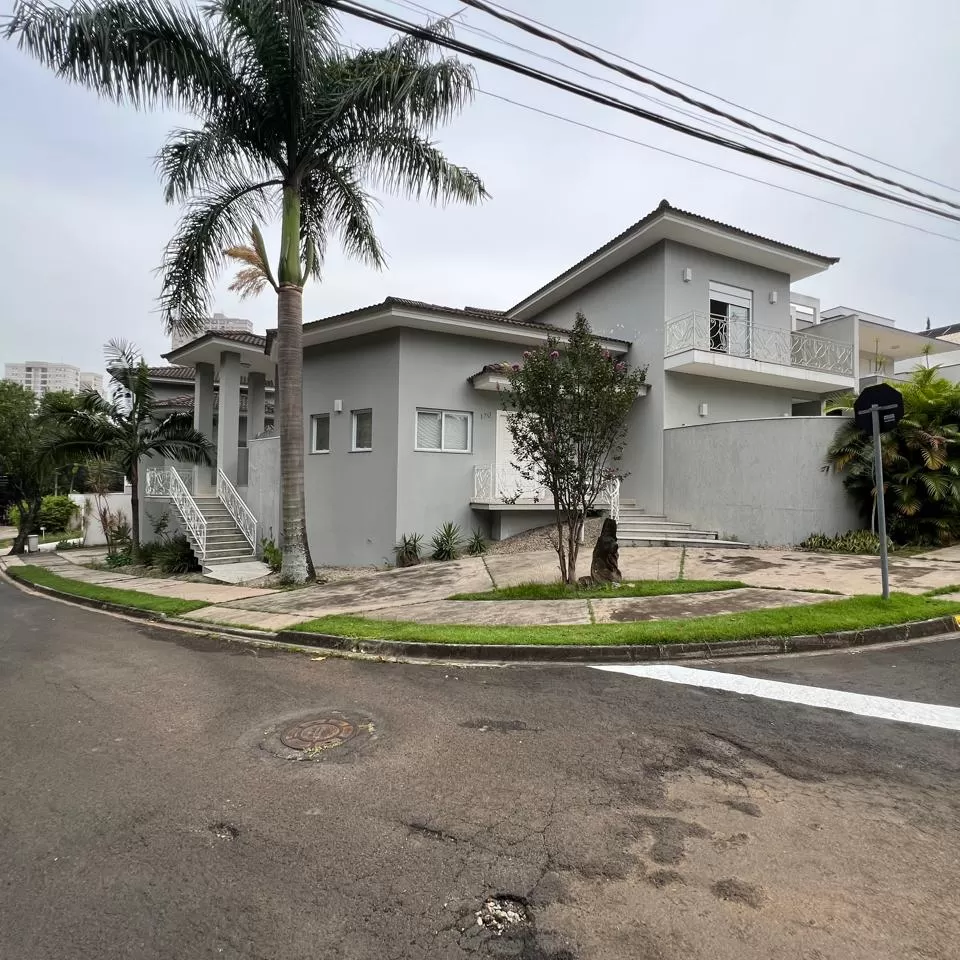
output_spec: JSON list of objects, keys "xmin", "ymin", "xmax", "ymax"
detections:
[{"xmin": 142, "ymin": 201, "xmax": 952, "ymax": 569}]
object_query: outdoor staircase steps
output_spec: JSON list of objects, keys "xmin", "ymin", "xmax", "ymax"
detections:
[
  {"xmin": 616, "ymin": 507, "xmax": 748, "ymax": 548},
  {"xmin": 182, "ymin": 495, "xmax": 256, "ymax": 570}
]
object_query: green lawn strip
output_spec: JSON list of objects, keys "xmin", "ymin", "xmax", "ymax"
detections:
[
  {"xmin": 10, "ymin": 565, "xmax": 209, "ymax": 617},
  {"xmin": 289, "ymin": 594, "xmax": 960, "ymax": 646},
  {"xmin": 450, "ymin": 579, "xmax": 747, "ymax": 601},
  {"xmin": 924, "ymin": 583, "xmax": 960, "ymax": 597}
]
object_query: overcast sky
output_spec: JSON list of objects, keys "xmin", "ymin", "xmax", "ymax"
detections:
[{"xmin": 2, "ymin": 0, "xmax": 959, "ymax": 376}]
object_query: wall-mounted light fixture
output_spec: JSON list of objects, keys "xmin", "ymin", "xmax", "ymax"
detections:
[
  {"xmin": 769, "ymin": 290, "xmax": 779, "ymax": 304},
  {"xmin": 682, "ymin": 267, "xmax": 693, "ymax": 283},
  {"xmin": 698, "ymin": 402, "xmax": 709, "ymax": 417},
  {"xmin": 334, "ymin": 399, "xmax": 343, "ymax": 413}
]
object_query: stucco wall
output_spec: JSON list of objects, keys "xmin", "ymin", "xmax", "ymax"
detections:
[
  {"xmin": 247, "ymin": 434, "xmax": 280, "ymax": 547},
  {"xmin": 662, "ymin": 241, "xmax": 792, "ymax": 332},
  {"xmin": 663, "ymin": 417, "xmax": 860, "ymax": 546},
  {"xmin": 396, "ymin": 330, "xmax": 523, "ymax": 543},
  {"xmin": 527, "ymin": 245, "xmax": 666, "ymax": 513},
  {"xmin": 664, "ymin": 372, "xmax": 797, "ymax": 427},
  {"xmin": 70, "ymin": 492, "xmax": 132, "ymax": 546},
  {"xmin": 301, "ymin": 334, "xmax": 401, "ymax": 566}
]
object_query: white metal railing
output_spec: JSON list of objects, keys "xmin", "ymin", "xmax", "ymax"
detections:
[
  {"xmin": 144, "ymin": 466, "xmax": 208, "ymax": 560},
  {"xmin": 604, "ymin": 477, "xmax": 620, "ymax": 523},
  {"xmin": 472, "ymin": 465, "xmax": 620, "ymax": 518},
  {"xmin": 664, "ymin": 312, "xmax": 855, "ymax": 376},
  {"xmin": 217, "ymin": 468, "xmax": 257, "ymax": 548}
]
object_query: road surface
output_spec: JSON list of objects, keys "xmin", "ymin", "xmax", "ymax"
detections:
[{"xmin": 1, "ymin": 578, "xmax": 958, "ymax": 959}]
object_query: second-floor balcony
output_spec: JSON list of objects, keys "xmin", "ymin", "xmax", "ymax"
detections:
[{"xmin": 664, "ymin": 312, "xmax": 855, "ymax": 392}]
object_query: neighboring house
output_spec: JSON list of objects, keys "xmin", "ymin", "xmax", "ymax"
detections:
[
  {"xmin": 169, "ymin": 311, "xmax": 255, "ymax": 350},
  {"xmin": 141, "ymin": 200, "xmax": 955, "ymax": 569},
  {"xmin": 4, "ymin": 360, "xmax": 104, "ymax": 398},
  {"xmin": 905, "ymin": 321, "xmax": 960, "ymax": 384}
]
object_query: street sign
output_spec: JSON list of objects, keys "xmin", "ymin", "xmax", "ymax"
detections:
[
  {"xmin": 854, "ymin": 383, "xmax": 903, "ymax": 435},
  {"xmin": 852, "ymin": 383, "xmax": 904, "ymax": 600}
]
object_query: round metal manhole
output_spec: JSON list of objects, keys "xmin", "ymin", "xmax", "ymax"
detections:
[
  {"xmin": 259, "ymin": 710, "xmax": 376, "ymax": 761},
  {"xmin": 280, "ymin": 716, "xmax": 358, "ymax": 752}
]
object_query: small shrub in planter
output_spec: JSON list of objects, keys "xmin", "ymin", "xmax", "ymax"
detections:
[
  {"xmin": 799, "ymin": 530, "xmax": 881, "ymax": 554},
  {"xmin": 138, "ymin": 541, "xmax": 161, "ymax": 567},
  {"xmin": 260, "ymin": 537, "xmax": 282, "ymax": 573},
  {"xmin": 395, "ymin": 533, "xmax": 423, "ymax": 567},
  {"xmin": 467, "ymin": 529, "xmax": 487, "ymax": 556},
  {"xmin": 105, "ymin": 548, "xmax": 132, "ymax": 568},
  {"xmin": 156, "ymin": 534, "xmax": 199, "ymax": 574},
  {"xmin": 431, "ymin": 522, "xmax": 464, "ymax": 561}
]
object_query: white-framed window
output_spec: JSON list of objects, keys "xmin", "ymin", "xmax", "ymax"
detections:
[
  {"xmin": 415, "ymin": 408, "xmax": 473, "ymax": 453},
  {"xmin": 310, "ymin": 414, "xmax": 330, "ymax": 453},
  {"xmin": 351, "ymin": 409, "xmax": 373, "ymax": 451}
]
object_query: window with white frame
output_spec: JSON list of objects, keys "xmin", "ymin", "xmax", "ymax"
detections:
[
  {"xmin": 351, "ymin": 409, "xmax": 373, "ymax": 451},
  {"xmin": 416, "ymin": 409, "xmax": 472, "ymax": 452},
  {"xmin": 310, "ymin": 414, "xmax": 330, "ymax": 453}
]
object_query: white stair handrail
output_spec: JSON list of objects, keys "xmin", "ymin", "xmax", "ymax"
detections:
[
  {"xmin": 166, "ymin": 467, "xmax": 208, "ymax": 560},
  {"xmin": 604, "ymin": 477, "xmax": 621, "ymax": 523},
  {"xmin": 217, "ymin": 468, "xmax": 257, "ymax": 548}
]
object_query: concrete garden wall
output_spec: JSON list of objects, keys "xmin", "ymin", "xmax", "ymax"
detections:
[
  {"xmin": 663, "ymin": 416, "xmax": 860, "ymax": 546},
  {"xmin": 70, "ymin": 492, "xmax": 133, "ymax": 546}
]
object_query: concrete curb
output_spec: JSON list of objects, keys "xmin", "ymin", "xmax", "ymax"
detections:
[
  {"xmin": 277, "ymin": 615, "xmax": 960, "ymax": 663},
  {"xmin": 6, "ymin": 565, "xmax": 959, "ymax": 665}
]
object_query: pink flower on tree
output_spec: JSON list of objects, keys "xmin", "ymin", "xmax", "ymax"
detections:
[
  {"xmin": 511, "ymin": 363, "xmax": 520, "ymax": 371},
  {"xmin": 550, "ymin": 350, "xmax": 560, "ymax": 360}
]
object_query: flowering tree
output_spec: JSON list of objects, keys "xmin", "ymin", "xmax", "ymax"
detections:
[{"xmin": 504, "ymin": 313, "xmax": 647, "ymax": 584}]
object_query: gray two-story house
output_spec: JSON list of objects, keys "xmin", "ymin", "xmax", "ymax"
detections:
[{"xmin": 143, "ymin": 201, "xmax": 952, "ymax": 570}]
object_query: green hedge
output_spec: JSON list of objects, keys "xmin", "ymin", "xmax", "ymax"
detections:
[{"xmin": 9, "ymin": 495, "xmax": 79, "ymax": 533}]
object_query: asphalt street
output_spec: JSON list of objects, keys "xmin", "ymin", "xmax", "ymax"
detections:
[{"xmin": 1, "ymin": 578, "xmax": 958, "ymax": 960}]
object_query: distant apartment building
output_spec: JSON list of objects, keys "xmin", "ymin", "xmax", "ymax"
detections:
[
  {"xmin": 3, "ymin": 361, "xmax": 104, "ymax": 398},
  {"xmin": 170, "ymin": 312, "xmax": 255, "ymax": 350}
]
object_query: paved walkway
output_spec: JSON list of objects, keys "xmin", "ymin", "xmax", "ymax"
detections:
[{"xmin": 5, "ymin": 544, "xmax": 960, "ymax": 633}]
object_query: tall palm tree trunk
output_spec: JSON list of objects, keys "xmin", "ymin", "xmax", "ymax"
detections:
[
  {"xmin": 277, "ymin": 282, "xmax": 314, "ymax": 582},
  {"xmin": 277, "ymin": 185, "xmax": 314, "ymax": 583},
  {"xmin": 129, "ymin": 461, "xmax": 141, "ymax": 563}
]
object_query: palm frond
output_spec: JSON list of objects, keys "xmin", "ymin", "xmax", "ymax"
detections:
[
  {"xmin": 5, "ymin": 0, "xmax": 238, "ymax": 112},
  {"xmin": 159, "ymin": 172, "xmax": 281, "ymax": 335}
]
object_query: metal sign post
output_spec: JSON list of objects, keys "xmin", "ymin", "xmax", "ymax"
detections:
[
  {"xmin": 870, "ymin": 405, "xmax": 890, "ymax": 600},
  {"xmin": 854, "ymin": 383, "xmax": 903, "ymax": 602}
]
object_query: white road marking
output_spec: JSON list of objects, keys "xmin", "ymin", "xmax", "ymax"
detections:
[{"xmin": 591, "ymin": 664, "xmax": 960, "ymax": 731}]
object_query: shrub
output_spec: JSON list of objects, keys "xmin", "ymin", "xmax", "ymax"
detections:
[
  {"xmin": 799, "ymin": 530, "xmax": 881, "ymax": 555},
  {"xmin": 138, "ymin": 541, "xmax": 161, "ymax": 567},
  {"xmin": 467, "ymin": 529, "xmax": 487, "ymax": 556},
  {"xmin": 10, "ymin": 495, "xmax": 78, "ymax": 533},
  {"xmin": 394, "ymin": 532, "xmax": 423, "ymax": 567},
  {"xmin": 104, "ymin": 549, "xmax": 132, "ymax": 568},
  {"xmin": 261, "ymin": 537, "xmax": 282, "ymax": 573},
  {"xmin": 155, "ymin": 534, "xmax": 199, "ymax": 574},
  {"xmin": 431, "ymin": 522, "xmax": 464, "ymax": 561}
]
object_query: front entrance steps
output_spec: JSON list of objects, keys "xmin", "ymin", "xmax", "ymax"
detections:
[{"xmin": 617, "ymin": 507, "xmax": 748, "ymax": 548}]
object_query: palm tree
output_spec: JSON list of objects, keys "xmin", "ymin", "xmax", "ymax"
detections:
[
  {"xmin": 45, "ymin": 340, "xmax": 213, "ymax": 561},
  {"xmin": 224, "ymin": 224, "xmax": 276, "ymax": 301},
  {"xmin": 5, "ymin": 1, "xmax": 486, "ymax": 582},
  {"xmin": 825, "ymin": 366, "xmax": 960, "ymax": 544}
]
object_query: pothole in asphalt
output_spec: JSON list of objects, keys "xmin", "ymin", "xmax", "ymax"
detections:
[
  {"xmin": 474, "ymin": 896, "xmax": 530, "ymax": 935},
  {"xmin": 259, "ymin": 710, "xmax": 376, "ymax": 761},
  {"xmin": 210, "ymin": 821, "xmax": 240, "ymax": 840}
]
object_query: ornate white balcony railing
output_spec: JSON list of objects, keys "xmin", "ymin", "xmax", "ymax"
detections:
[
  {"xmin": 664, "ymin": 312, "xmax": 854, "ymax": 376},
  {"xmin": 216, "ymin": 468, "xmax": 257, "ymax": 548},
  {"xmin": 144, "ymin": 466, "xmax": 208, "ymax": 560},
  {"xmin": 473, "ymin": 465, "xmax": 620, "ymax": 520}
]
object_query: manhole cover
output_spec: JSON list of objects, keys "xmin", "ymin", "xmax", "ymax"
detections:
[
  {"xmin": 259, "ymin": 710, "xmax": 376, "ymax": 761},
  {"xmin": 281, "ymin": 716, "xmax": 357, "ymax": 752}
]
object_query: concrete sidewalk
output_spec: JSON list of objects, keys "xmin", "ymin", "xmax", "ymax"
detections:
[{"xmin": 5, "ymin": 544, "xmax": 960, "ymax": 633}]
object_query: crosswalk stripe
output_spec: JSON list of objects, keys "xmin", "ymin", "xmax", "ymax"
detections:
[{"xmin": 591, "ymin": 664, "xmax": 960, "ymax": 731}]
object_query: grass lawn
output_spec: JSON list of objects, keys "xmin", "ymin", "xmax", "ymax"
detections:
[
  {"xmin": 289, "ymin": 593, "xmax": 960, "ymax": 646},
  {"xmin": 10, "ymin": 565, "xmax": 210, "ymax": 617},
  {"xmin": 0, "ymin": 530, "xmax": 80, "ymax": 549},
  {"xmin": 451, "ymin": 579, "xmax": 748, "ymax": 601}
]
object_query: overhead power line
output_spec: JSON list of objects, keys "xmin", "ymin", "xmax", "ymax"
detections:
[
  {"xmin": 467, "ymin": 0, "xmax": 960, "ymax": 197},
  {"xmin": 323, "ymin": 0, "xmax": 960, "ymax": 225},
  {"xmin": 456, "ymin": 0, "xmax": 960, "ymax": 213},
  {"xmin": 380, "ymin": 0, "xmax": 907, "ymax": 198},
  {"xmin": 478, "ymin": 89, "xmax": 960, "ymax": 245}
]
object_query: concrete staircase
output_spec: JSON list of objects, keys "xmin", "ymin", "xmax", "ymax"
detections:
[
  {"xmin": 617, "ymin": 506, "xmax": 748, "ymax": 548},
  {"xmin": 191, "ymin": 497, "xmax": 256, "ymax": 567}
]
